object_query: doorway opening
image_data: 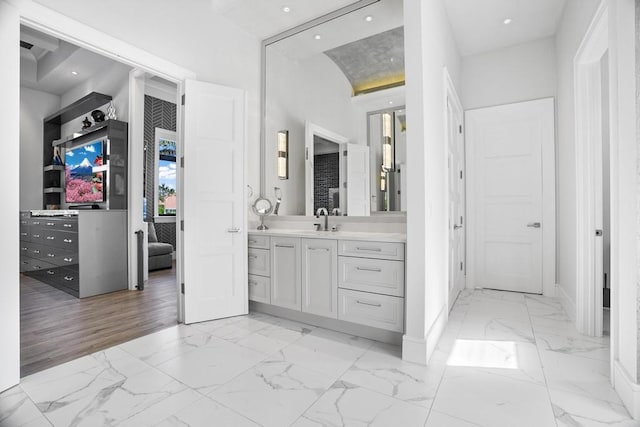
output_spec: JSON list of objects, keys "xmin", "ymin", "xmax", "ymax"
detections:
[{"xmin": 18, "ymin": 24, "xmax": 180, "ymax": 377}]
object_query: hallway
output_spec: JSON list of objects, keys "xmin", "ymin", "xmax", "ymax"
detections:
[{"xmin": 0, "ymin": 290, "xmax": 632, "ymax": 426}]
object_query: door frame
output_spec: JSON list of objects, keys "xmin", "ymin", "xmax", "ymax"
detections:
[
  {"xmin": 443, "ymin": 67, "xmax": 465, "ymax": 310},
  {"xmin": 574, "ymin": 1, "xmax": 609, "ymax": 338},
  {"xmin": 465, "ymin": 98, "xmax": 556, "ymax": 297}
]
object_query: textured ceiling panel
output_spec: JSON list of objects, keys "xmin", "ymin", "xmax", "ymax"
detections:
[{"xmin": 323, "ymin": 26, "xmax": 404, "ymax": 95}]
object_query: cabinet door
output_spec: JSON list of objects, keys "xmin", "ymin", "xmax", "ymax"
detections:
[
  {"xmin": 270, "ymin": 237, "xmax": 301, "ymax": 311},
  {"xmin": 301, "ymin": 238, "xmax": 338, "ymax": 318}
]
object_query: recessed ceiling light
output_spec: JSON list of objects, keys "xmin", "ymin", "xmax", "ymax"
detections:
[
  {"xmin": 314, "ymin": 34, "xmax": 321, "ymax": 40},
  {"xmin": 282, "ymin": 6, "xmax": 291, "ymax": 13},
  {"xmin": 503, "ymin": 18, "xmax": 512, "ymax": 24},
  {"xmin": 388, "ymin": 101, "xmax": 394, "ymax": 105},
  {"xmin": 71, "ymin": 71, "xmax": 78, "ymax": 76},
  {"xmin": 364, "ymin": 15, "xmax": 373, "ymax": 22}
]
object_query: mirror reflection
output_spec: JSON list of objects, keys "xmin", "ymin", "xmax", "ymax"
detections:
[{"xmin": 264, "ymin": 0, "xmax": 405, "ymax": 216}]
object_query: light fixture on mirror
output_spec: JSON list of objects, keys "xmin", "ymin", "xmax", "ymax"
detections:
[
  {"xmin": 277, "ymin": 130, "xmax": 289, "ymax": 180},
  {"xmin": 380, "ymin": 170, "xmax": 387, "ymax": 192},
  {"xmin": 382, "ymin": 112, "xmax": 394, "ymax": 172}
]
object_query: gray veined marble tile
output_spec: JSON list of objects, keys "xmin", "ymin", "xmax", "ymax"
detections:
[
  {"xmin": 156, "ymin": 397, "xmax": 260, "ymax": 427},
  {"xmin": 339, "ymin": 342, "xmax": 445, "ymax": 408},
  {"xmin": 535, "ymin": 330, "xmax": 610, "ymax": 362},
  {"xmin": 457, "ymin": 314, "xmax": 536, "ymax": 344},
  {"xmin": 0, "ymin": 385, "xmax": 50, "ymax": 427},
  {"xmin": 232, "ymin": 320, "xmax": 313, "ymax": 356},
  {"xmin": 471, "ymin": 289, "xmax": 527, "ymax": 304},
  {"xmin": 549, "ymin": 388, "xmax": 637, "ymax": 427},
  {"xmin": 209, "ymin": 360, "xmax": 334, "ymax": 427},
  {"xmin": 425, "ymin": 410, "xmax": 484, "ymax": 427},
  {"xmin": 294, "ymin": 381, "xmax": 430, "ymax": 427}
]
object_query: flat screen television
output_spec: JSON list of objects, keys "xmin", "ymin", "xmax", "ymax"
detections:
[{"xmin": 65, "ymin": 139, "xmax": 106, "ymax": 204}]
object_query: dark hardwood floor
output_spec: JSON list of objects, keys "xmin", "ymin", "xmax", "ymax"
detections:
[{"xmin": 20, "ymin": 265, "xmax": 178, "ymax": 377}]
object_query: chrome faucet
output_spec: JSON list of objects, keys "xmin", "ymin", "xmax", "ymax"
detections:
[
  {"xmin": 331, "ymin": 208, "xmax": 341, "ymax": 216},
  {"xmin": 314, "ymin": 207, "xmax": 328, "ymax": 231}
]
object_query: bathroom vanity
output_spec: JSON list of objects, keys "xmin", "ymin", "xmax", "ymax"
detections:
[{"xmin": 248, "ymin": 229, "xmax": 406, "ymax": 343}]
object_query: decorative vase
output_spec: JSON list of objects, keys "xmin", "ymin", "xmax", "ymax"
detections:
[
  {"xmin": 106, "ymin": 101, "xmax": 117, "ymax": 120},
  {"xmin": 91, "ymin": 109, "xmax": 105, "ymax": 122},
  {"xmin": 82, "ymin": 116, "xmax": 92, "ymax": 129}
]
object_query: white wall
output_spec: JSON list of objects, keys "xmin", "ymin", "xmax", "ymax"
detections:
[
  {"xmin": 462, "ymin": 37, "xmax": 556, "ymax": 110},
  {"xmin": 60, "ymin": 61, "xmax": 131, "ymax": 136},
  {"xmin": 20, "ymin": 86, "xmax": 60, "ymax": 210},
  {"xmin": 555, "ymin": 0, "xmax": 601, "ymax": 318},
  {"xmin": 403, "ymin": 0, "xmax": 461, "ymax": 364},
  {"xmin": 0, "ymin": 0, "xmax": 20, "ymax": 392}
]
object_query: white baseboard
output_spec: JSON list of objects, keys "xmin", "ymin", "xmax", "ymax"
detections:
[
  {"xmin": 556, "ymin": 283, "xmax": 576, "ymax": 322},
  {"xmin": 614, "ymin": 361, "xmax": 640, "ymax": 419},
  {"xmin": 402, "ymin": 304, "xmax": 448, "ymax": 365}
]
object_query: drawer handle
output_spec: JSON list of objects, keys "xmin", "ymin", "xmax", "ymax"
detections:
[
  {"xmin": 34, "ymin": 265, "xmax": 42, "ymax": 269},
  {"xmin": 32, "ymin": 250, "xmax": 40, "ymax": 254},
  {"xmin": 63, "ymin": 257, "xmax": 74, "ymax": 262},
  {"xmin": 63, "ymin": 224, "xmax": 73, "ymax": 228},
  {"xmin": 21, "ymin": 247, "xmax": 27, "ymax": 251},
  {"xmin": 248, "ymin": 281, "xmax": 258, "ymax": 286},
  {"xmin": 275, "ymin": 244, "xmax": 295, "ymax": 249},
  {"xmin": 356, "ymin": 300, "xmax": 382, "ymax": 308},
  {"xmin": 46, "ymin": 236, "xmax": 55, "ymax": 240},
  {"xmin": 47, "ymin": 270, "xmax": 55, "ymax": 275},
  {"xmin": 32, "ymin": 234, "xmax": 40, "ymax": 238},
  {"xmin": 248, "ymin": 255, "xmax": 258, "ymax": 259},
  {"xmin": 46, "ymin": 222, "xmax": 55, "ymax": 226},
  {"xmin": 309, "ymin": 247, "xmax": 329, "ymax": 251},
  {"xmin": 248, "ymin": 240, "xmax": 257, "ymax": 244},
  {"xmin": 64, "ymin": 239, "xmax": 73, "ymax": 243},
  {"xmin": 47, "ymin": 253, "xmax": 55, "ymax": 258},
  {"xmin": 20, "ymin": 232, "xmax": 27, "ymax": 236},
  {"xmin": 64, "ymin": 276, "xmax": 74, "ymax": 281},
  {"xmin": 355, "ymin": 247, "xmax": 382, "ymax": 252},
  {"xmin": 356, "ymin": 266, "xmax": 382, "ymax": 272},
  {"xmin": 22, "ymin": 261, "xmax": 28, "ymax": 265},
  {"xmin": 32, "ymin": 221, "xmax": 40, "ymax": 225}
]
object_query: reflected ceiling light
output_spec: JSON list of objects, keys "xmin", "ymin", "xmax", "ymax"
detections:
[
  {"xmin": 282, "ymin": 6, "xmax": 291, "ymax": 13},
  {"xmin": 447, "ymin": 339, "xmax": 519, "ymax": 370},
  {"xmin": 71, "ymin": 71, "xmax": 78, "ymax": 75},
  {"xmin": 503, "ymin": 18, "xmax": 513, "ymax": 24},
  {"xmin": 314, "ymin": 34, "xmax": 321, "ymax": 40},
  {"xmin": 388, "ymin": 101, "xmax": 394, "ymax": 105},
  {"xmin": 364, "ymin": 15, "xmax": 373, "ymax": 22}
]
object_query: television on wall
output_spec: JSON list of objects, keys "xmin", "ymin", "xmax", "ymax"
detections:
[{"xmin": 65, "ymin": 139, "xmax": 106, "ymax": 203}]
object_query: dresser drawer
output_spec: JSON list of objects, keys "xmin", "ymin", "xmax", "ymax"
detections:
[
  {"xmin": 338, "ymin": 257, "xmax": 405, "ymax": 297},
  {"xmin": 41, "ymin": 218, "xmax": 77, "ymax": 231},
  {"xmin": 338, "ymin": 240, "xmax": 405, "ymax": 261},
  {"xmin": 55, "ymin": 267, "xmax": 80, "ymax": 292},
  {"xmin": 44, "ymin": 230, "xmax": 78, "ymax": 250},
  {"xmin": 248, "ymin": 274, "xmax": 270, "ymax": 304},
  {"xmin": 248, "ymin": 234, "xmax": 270, "ymax": 249},
  {"xmin": 248, "ymin": 248, "xmax": 270, "ymax": 276},
  {"xmin": 338, "ymin": 289, "xmax": 404, "ymax": 333},
  {"xmin": 41, "ymin": 247, "xmax": 78, "ymax": 268},
  {"xmin": 20, "ymin": 224, "xmax": 30, "ymax": 242},
  {"xmin": 23, "ymin": 258, "xmax": 57, "ymax": 272}
]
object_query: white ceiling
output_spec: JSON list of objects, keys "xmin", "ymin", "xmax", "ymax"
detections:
[
  {"xmin": 444, "ymin": 0, "xmax": 567, "ymax": 56},
  {"xmin": 211, "ymin": 0, "xmax": 361, "ymax": 40}
]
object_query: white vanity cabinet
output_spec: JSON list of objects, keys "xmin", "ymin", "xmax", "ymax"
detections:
[
  {"xmin": 248, "ymin": 231, "xmax": 406, "ymax": 340},
  {"xmin": 301, "ymin": 238, "xmax": 338, "ymax": 318},
  {"xmin": 270, "ymin": 237, "xmax": 302, "ymax": 311}
]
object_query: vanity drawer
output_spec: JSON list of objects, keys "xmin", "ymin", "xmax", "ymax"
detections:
[
  {"xmin": 338, "ymin": 257, "xmax": 405, "ymax": 297},
  {"xmin": 248, "ymin": 274, "xmax": 271, "ymax": 304},
  {"xmin": 338, "ymin": 289, "xmax": 404, "ymax": 333},
  {"xmin": 248, "ymin": 248, "xmax": 270, "ymax": 276},
  {"xmin": 338, "ymin": 240, "xmax": 405, "ymax": 261},
  {"xmin": 248, "ymin": 234, "xmax": 270, "ymax": 249}
]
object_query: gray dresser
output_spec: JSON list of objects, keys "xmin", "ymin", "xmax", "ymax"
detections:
[{"xmin": 20, "ymin": 210, "xmax": 128, "ymax": 298}]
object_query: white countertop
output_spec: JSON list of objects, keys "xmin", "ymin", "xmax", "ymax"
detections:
[{"xmin": 248, "ymin": 228, "xmax": 406, "ymax": 243}]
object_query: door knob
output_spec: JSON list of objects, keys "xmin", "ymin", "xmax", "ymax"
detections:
[
  {"xmin": 227, "ymin": 227, "xmax": 241, "ymax": 233},
  {"xmin": 454, "ymin": 224, "xmax": 463, "ymax": 230},
  {"xmin": 527, "ymin": 222, "xmax": 541, "ymax": 228}
]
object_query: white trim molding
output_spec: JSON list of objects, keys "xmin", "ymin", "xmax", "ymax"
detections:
[
  {"xmin": 614, "ymin": 361, "xmax": 640, "ymax": 419},
  {"xmin": 403, "ymin": 303, "xmax": 448, "ymax": 365},
  {"xmin": 556, "ymin": 283, "xmax": 576, "ymax": 323}
]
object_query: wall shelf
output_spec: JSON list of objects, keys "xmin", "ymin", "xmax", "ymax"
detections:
[
  {"xmin": 44, "ymin": 92, "xmax": 112, "ymax": 126},
  {"xmin": 44, "ymin": 187, "xmax": 63, "ymax": 193},
  {"xmin": 43, "ymin": 165, "xmax": 65, "ymax": 172}
]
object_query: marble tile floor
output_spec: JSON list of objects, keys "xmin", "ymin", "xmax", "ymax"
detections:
[{"xmin": 1, "ymin": 289, "xmax": 636, "ymax": 427}]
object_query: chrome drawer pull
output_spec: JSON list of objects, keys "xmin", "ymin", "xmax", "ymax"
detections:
[
  {"xmin": 63, "ymin": 257, "xmax": 73, "ymax": 262},
  {"xmin": 32, "ymin": 250, "xmax": 40, "ymax": 254},
  {"xmin": 21, "ymin": 247, "xmax": 27, "ymax": 251},
  {"xmin": 47, "ymin": 253, "xmax": 55, "ymax": 258},
  {"xmin": 32, "ymin": 234, "xmax": 40, "ymax": 238},
  {"xmin": 249, "ymin": 281, "xmax": 258, "ymax": 286},
  {"xmin": 20, "ymin": 232, "xmax": 27, "ymax": 236},
  {"xmin": 47, "ymin": 270, "xmax": 55, "ymax": 275},
  {"xmin": 63, "ymin": 224, "xmax": 72, "ymax": 228},
  {"xmin": 248, "ymin": 255, "xmax": 258, "ymax": 259},
  {"xmin": 275, "ymin": 244, "xmax": 295, "ymax": 249},
  {"xmin": 64, "ymin": 276, "xmax": 74, "ymax": 281},
  {"xmin": 64, "ymin": 239, "xmax": 73, "ymax": 243},
  {"xmin": 309, "ymin": 247, "xmax": 329, "ymax": 251},
  {"xmin": 34, "ymin": 265, "xmax": 42, "ymax": 269},
  {"xmin": 355, "ymin": 247, "xmax": 382, "ymax": 252},
  {"xmin": 248, "ymin": 239, "xmax": 257, "ymax": 244},
  {"xmin": 356, "ymin": 300, "xmax": 382, "ymax": 308},
  {"xmin": 46, "ymin": 222, "xmax": 55, "ymax": 226},
  {"xmin": 356, "ymin": 266, "xmax": 382, "ymax": 272},
  {"xmin": 32, "ymin": 221, "xmax": 40, "ymax": 225},
  {"xmin": 46, "ymin": 236, "xmax": 55, "ymax": 240}
]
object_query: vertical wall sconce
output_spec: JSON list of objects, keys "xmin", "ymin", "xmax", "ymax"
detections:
[
  {"xmin": 380, "ymin": 170, "xmax": 387, "ymax": 192},
  {"xmin": 381, "ymin": 112, "xmax": 394, "ymax": 172},
  {"xmin": 277, "ymin": 130, "xmax": 289, "ymax": 180}
]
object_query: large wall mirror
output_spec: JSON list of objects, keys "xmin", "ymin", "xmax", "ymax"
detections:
[{"xmin": 262, "ymin": 0, "xmax": 405, "ymax": 217}]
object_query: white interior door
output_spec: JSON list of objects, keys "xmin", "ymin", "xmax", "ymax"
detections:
[
  {"xmin": 466, "ymin": 99, "xmax": 554, "ymax": 294},
  {"xmin": 346, "ymin": 143, "xmax": 370, "ymax": 216},
  {"xmin": 447, "ymin": 94, "xmax": 465, "ymax": 309},
  {"xmin": 182, "ymin": 80, "xmax": 247, "ymax": 324}
]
